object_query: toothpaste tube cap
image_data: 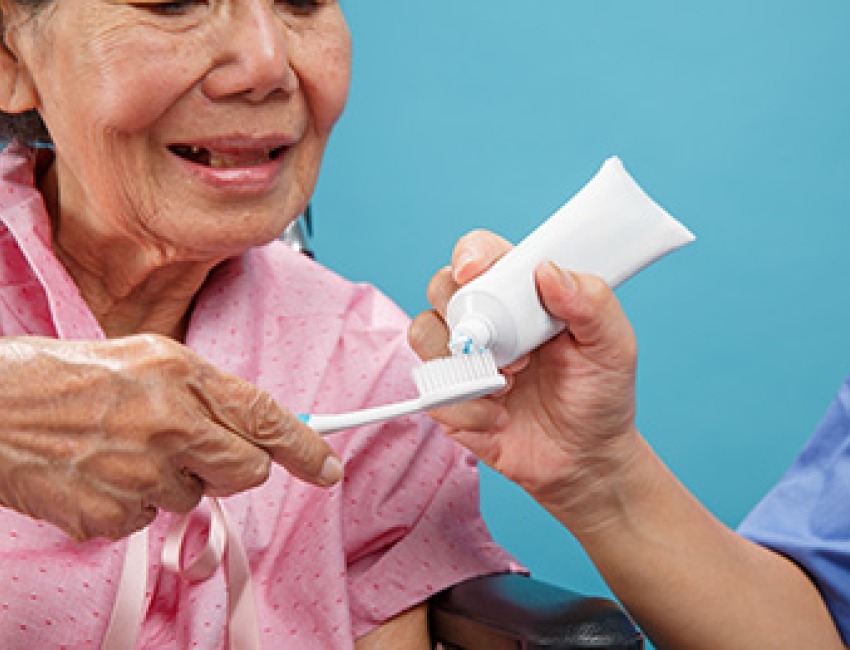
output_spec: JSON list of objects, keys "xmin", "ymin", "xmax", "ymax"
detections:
[{"xmin": 449, "ymin": 316, "xmax": 494, "ymax": 356}]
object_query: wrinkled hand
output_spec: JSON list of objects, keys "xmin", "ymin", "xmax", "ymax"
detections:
[
  {"xmin": 0, "ymin": 334, "xmax": 342, "ymax": 541},
  {"xmin": 409, "ymin": 231, "xmax": 640, "ymax": 528}
]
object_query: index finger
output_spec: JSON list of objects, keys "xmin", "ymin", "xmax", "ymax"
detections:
[
  {"xmin": 451, "ymin": 230, "xmax": 513, "ymax": 285},
  {"xmin": 200, "ymin": 371, "xmax": 343, "ymax": 488}
]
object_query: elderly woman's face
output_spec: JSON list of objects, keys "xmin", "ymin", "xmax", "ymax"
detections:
[{"xmin": 4, "ymin": 1, "xmax": 351, "ymax": 258}]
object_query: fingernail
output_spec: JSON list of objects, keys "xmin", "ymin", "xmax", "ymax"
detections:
[
  {"xmin": 548, "ymin": 261, "xmax": 577, "ymax": 294},
  {"xmin": 453, "ymin": 250, "xmax": 477, "ymax": 282},
  {"xmin": 320, "ymin": 456, "xmax": 344, "ymax": 486}
]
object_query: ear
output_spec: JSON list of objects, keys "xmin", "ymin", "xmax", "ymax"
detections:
[{"xmin": 0, "ymin": 5, "xmax": 38, "ymax": 114}]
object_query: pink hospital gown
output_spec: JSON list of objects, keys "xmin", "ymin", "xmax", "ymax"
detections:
[{"xmin": 0, "ymin": 143, "xmax": 520, "ymax": 648}]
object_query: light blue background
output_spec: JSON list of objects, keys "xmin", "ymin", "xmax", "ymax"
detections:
[{"xmin": 314, "ymin": 0, "xmax": 850, "ymax": 610}]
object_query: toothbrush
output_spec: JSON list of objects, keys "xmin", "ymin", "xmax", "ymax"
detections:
[{"xmin": 300, "ymin": 350, "xmax": 507, "ymax": 434}]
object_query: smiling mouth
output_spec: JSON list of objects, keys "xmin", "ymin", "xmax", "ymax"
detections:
[{"xmin": 169, "ymin": 144, "xmax": 286, "ymax": 168}]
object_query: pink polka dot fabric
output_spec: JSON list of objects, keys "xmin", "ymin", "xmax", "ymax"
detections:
[{"xmin": 0, "ymin": 143, "xmax": 521, "ymax": 648}]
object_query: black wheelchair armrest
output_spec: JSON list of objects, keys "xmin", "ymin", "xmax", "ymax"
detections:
[{"xmin": 429, "ymin": 573, "xmax": 644, "ymax": 649}]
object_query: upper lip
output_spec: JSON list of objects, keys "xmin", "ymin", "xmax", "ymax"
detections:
[{"xmin": 168, "ymin": 134, "xmax": 298, "ymax": 152}]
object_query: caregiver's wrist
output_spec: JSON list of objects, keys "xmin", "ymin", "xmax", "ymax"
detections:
[{"xmin": 536, "ymin": 424, "xmax": 652, "ymax": 537}]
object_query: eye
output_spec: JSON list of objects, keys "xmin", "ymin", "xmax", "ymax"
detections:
[
  {"xmin": 278, "ymin": 0, "xmax": 325, "ymax": 13},
  {"xmin": 134, "ymin": 1, "xmax": 206, "ymax": 16}
]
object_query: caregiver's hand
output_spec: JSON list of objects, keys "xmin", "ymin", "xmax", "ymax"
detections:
[
  {"xmin": 0, "ymin": 334, "xmax": 342, "ymax": 541},
  {"xmin": 409, "ymin": 230, "xmax": 640, "ymax": 531}
]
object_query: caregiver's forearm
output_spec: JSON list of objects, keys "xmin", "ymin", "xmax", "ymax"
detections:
[{"xmin": 558, "ymin": 434, "xmax": 845, "ymax": 650}]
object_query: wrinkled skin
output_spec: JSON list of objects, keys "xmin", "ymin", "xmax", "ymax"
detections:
[
  {"xmin": 0, "ymin": 334, "xmax": 341, "ymax": 541},
  {"xmin": 0, "ymin": 0, "xmax": 350, "ymax": 540},
  {"xmin": 0, "ymin": 2, "xmax": 430, "ymax": 644}
]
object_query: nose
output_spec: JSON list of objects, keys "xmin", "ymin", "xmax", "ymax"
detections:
[{"xmin": 203, "ymin": 2, "xmax": 297, "ymax": 102}]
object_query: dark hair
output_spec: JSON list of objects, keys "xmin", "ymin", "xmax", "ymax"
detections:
[
  {"xmin": 0, "ymin": 110, "xmax": 50, "ymax": 146},
  {"xmin": 0, "ymin": 0, "xmax": 52, "ymax": 146}
]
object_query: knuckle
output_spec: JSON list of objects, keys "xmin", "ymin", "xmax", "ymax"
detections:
[
  {"xmin": 407, "ymin": 311, "xmax": 446, "ymax": 359},
  {"xmin": 78, "ymin": 452, "xmax": 162, "ymax": 494},
  {"xmin": 244, "ymin": 388, "xmax": 283, "ymax": 441},
  {"xmin": 116, "ymin": 507, "xmax": 157, "ymax": 539},
  {"xmin": 130, "ymin": 333, "xmax": 197, "ymax": 382},
  {"xmin": 273, "ymin": 414, "xmax": 302, "ymax": 450},
  {"xmin": 82, "ymin": 499, "xmax": 134, "ymax": 541},
  {"xmin": 207, "ymin": 454, "xmax": 271, "ymax": 497},
  {"xmin": 247, "ymin": 454, "xmax": 272, "ymax": 489},
  {"xmin": 425, "ymin": 267, "xmax": 454, "ymax": 308},
  {"xmin": 129, "ymin": 332, "xmax": 179, "ymax": 362},
  {"xmin": 407, "ymin": 313, "xmax": 428, "ymax": 351}
]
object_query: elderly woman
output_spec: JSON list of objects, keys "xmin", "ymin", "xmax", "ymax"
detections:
[{"xmin": 0, "ymin": 1, "xmax": 518, "ymax": 647}]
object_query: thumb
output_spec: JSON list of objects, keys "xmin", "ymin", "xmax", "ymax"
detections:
[{"xmin": 535, "ymin": 262, "xmax": 636, "ymax": 354}]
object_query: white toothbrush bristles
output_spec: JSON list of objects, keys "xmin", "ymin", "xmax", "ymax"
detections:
[{"xmin": 412, "ymin": 350, "xmax": 506, "ymax": 407}]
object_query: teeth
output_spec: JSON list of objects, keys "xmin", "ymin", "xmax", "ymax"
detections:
[
  {"xmin": 209, "ymin": 148, "xmax": 274, "ymax": 168},
  {"xmin": 209, "ymin": 152, "xmax": 237, "ymax": 168},
  {"xmin": 172, "ymin": 144, "xmax": 279, "ymax": 168}
]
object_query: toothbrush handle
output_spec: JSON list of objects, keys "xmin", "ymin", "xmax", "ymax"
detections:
[{"xmin": 301, "ymin": 397, "xmax": 423, "ymax": 434}]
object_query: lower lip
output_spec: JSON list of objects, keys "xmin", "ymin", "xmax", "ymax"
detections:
[{"xmin": 168, "ymin": 149, "xmax": 289, "ymax": 194}]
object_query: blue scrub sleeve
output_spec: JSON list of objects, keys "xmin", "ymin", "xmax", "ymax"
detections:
[{"xmin": 738, "ymin": 375, "xmax": 850, "ymax": 643}]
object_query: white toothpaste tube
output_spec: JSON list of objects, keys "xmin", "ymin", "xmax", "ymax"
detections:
[{"xmin": 446, "ymin": 157, "xmax": 695, "ymax": 367}]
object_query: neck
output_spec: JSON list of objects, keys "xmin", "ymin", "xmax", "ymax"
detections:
[
  {"xmin": 40, "ymin": 165, "xmax": 220, "ymax": 340},
  {"xmin": 57, "ymin": 247, "xmax": 216, "ymax": 340}
]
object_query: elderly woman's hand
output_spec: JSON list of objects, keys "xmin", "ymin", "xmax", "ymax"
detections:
[
  {"xmin": 0, "ymin": 334, "xmax": 342, "ymax": 541},
  {"xmin": 409, "ymin": 230, "xmax": 640, "ymax": 531}
]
